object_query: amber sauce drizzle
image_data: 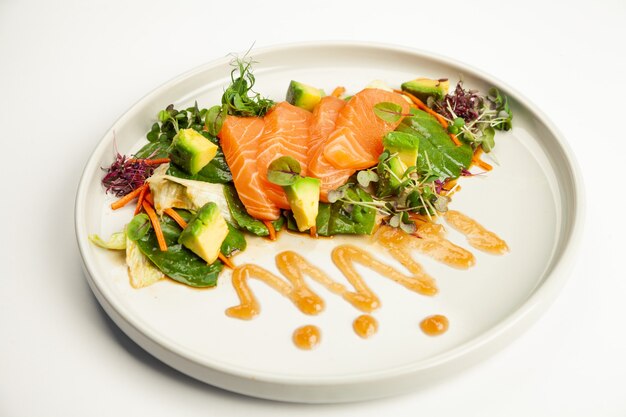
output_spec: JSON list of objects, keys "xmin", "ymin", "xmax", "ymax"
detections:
[
  {"xmin": 376, "ymin": 224, "xmax": 475, "ymax": 269},
  {"xmin": 225, "ymin": 211, "xmax": 507, "ymax": 347},
  {"xmin": 353, "ymin": 315, "xmax": 378, "ymax": 339},
  {"xmin": 226, "ymin": 247, "xmax": 438, "ymax": 320},
  {"xmin": 444, "ymin": 210, "xmax": 509, "ymax": 254},
  {"xmin": 420, "ymin": 315, "xmax": 449, "ymax": 336},
  {"xmin": 293, "ymin": 325, "xmax": 321, "ymax": 350}
]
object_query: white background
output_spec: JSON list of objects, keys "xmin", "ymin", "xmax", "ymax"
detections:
[{"xmin": 1, "ymin": 0, "xmax": 624, "ymax": 415}]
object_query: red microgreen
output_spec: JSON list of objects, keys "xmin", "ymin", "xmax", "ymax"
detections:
[
  {"xmin": 436, "ymin": 82, "xmax": 482, "ymax": 122},
  {"xmin": 102, "ymin": 153, "xmax": 155, "ymax": 197}
]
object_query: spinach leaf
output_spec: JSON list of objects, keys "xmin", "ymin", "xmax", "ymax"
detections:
[
  {"xmin": 222, "ymin": 184, "xmax": 284, "ymax": 237},
  {"xmin": 396, "ymin": 109, "xmax": 472, "ymax": 180},
  {"xmin": 126, "ymin": 210, "xmax": 245, "ymax": 288},
  {"xmin": 221, "ymin": 222, "xmax": 247, "ymax": 256},
  {"xmin": 127, "ymin": 212, "xmax": 222, "ymax": 287},
  {"xmin": 134, "ymin": 138, "xmax": 170, "ymax": 159}
]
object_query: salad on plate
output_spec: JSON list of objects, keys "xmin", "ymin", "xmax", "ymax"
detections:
[{"xmin": 91, "ymin": 57, "xmax": 512, "ymax": 348}]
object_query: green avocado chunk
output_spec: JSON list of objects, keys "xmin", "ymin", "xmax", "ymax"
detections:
[
  {"xmin": 401, "ymin": 78, "xmax": 450, "ymax": 102},
  {"xmin": 285, "ymin": 186, "xmax": 375, "ymax": 236},
  {"xmin": 178, "ymin": 202, "xmax": 228, "ymax": 264},
  {"xmin": 284, "ymin": 177, "xmax": 321, "ymax": 232},
  {"xmin": 286, "ymin": 80, "xmax": 324, "ymax": 111},
  {"xmin": 169, "ymin": 128, "xmax": 218, "ymax": 175},
  {"xmin": 127, "ymin": 211, "xmax": 222, "ymax": 287},
  {"xmin": 383, "ymin": 131, "xmax": 420, "ymax": 174}
]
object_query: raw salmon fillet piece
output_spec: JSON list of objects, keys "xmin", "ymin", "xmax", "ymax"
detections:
[
  {"xmin": 257, "ymin": 102, "xmax": 312, "ymax": 209},
  {"xmin": 307, "ymin": 96, "xmax": 354, "ymax": 202},
  {"xmin": 323, "ymin": 88, "xmax": 411, "ymax": 170},
  {"xmin": 219, "ymin": 115, "xmax": 281, "ymax": 220}
]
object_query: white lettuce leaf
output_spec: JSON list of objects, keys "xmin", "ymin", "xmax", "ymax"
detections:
[{"xmin": 147, "ymin": 164, "xmax": 230, "ymax": 221}]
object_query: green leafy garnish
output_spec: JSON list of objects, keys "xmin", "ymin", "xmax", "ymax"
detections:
[
  {"xmin": 373, "ymin": 102, "xmax": 404, "ymax": 123},
  {"xmin": 356, "ymin": 170, "xmax": 379, "ymax": 188},
  {"xmin": 136, "ymin": 105, "xmax": 232, "ymax": 183},
  {"xmin": 222, "ymin": 184, "xmax": 284, "ymax": 237},
  {"xmin": 127, "ymin": 211, "xmax": 223, "ymax": 287},
  {"xmin": 487, "ymin": 87, "xmax": 512, "ymax": 131},
  {"xmin": 221, "ymin": 57, "xmax": 274, "ymax": 117},
  {"xmin": 396, "ymin": 109, "xmax": 473, "ymax": 180},
  {"xmin": 286, "ymin": 185, "xmax": 376, "ymax": 236},
  {"xmin": 205, "ymin": 105, "xmax": 226, "ymax": 137},
  {"xmin": 267, "ymin": 156, "xmax": 301, "ymax": 186},
  {"xmin": 126, "ymin": 210, "xmax": 245, "ymax": 287},
  {"xmin": 89, "ymin": 231, "xmax": 126, "ymax": 250}
]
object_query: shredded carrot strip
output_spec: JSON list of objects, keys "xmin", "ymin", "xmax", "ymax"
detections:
[
  {"xmin": 133, "ymin": 184, "xmax": 148, "ymax": 215},
  {"xmin": 144, "ymin": 158, "xmax": 170, "ymax": 166},
  {"xmin": 127, "ymin": 158, "xmax": 171, "ymax": 166},
  {"xmin": 142, "ymin": 201, "xmax": 167, "ymax": 251},
  {"xmin": 331, "ymin": 86, "xmax": 346, "ymax": 98},
  {"xmin": 111, "ymin": 186, "xmax": 144, "ymax": 210},
  {"xmin": 472, "ymin": 157, "xmax": 493, "ymax": 171},
  {"xmin": 144, "ymin": 191, "xmax": 154, "ymax": 205},
  {"xmin": 449, "ymin": 133, "xmax": 462, "ymax": 146},
  {"xmin": 218, "ymin": 252, "xmax": 235, "ymax": 269},
  {"xmin": 309, "ymin": 226, "xmax": 318, "ymax": 238},
  {"xmin": 472, "ymin": 148, "xmax": 493, "ymax": 171},
  {"xmin": 164, "ymin": 208, "xmax": 187, "ymax": 228},
  {"xmin": 263, "ymin": 220, "xmax": 276, "ymax": 241}
]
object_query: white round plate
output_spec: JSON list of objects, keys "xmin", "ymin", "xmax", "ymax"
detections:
[{"xmin": 75, "ymin": 42, "xmax": 583, "ymax": 403}]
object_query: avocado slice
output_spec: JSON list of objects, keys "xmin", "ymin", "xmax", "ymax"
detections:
[
  {"xmin": 284, "ymin": 177, "xmax": 321, "ymax": 232},
  {"xmin": 169, "ymin": 128, "xmax": 218, "ymax": 175},
  {"xmin": 286, "ymin": 80, "xmax": 324, "ymax": 111},
  {"xmin": 401, "ymin": 78, "xmax": 450, "ymax": 102},
  {"xmin": 383, "ymin": 131, "xmax": 420, "ymax": 171},
  {"xmin": 178, "ymin": 202, "xmax": 228, "ymax": 264}
]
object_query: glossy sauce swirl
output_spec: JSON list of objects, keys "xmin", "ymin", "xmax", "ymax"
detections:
[{"xmin": 225, "ymin": 211, "xmax": 507, "ymax": 348}]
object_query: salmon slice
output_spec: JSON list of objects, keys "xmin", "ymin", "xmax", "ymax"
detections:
[
  {"xmin": 257, "ymin": 102, "xmax": 312, "ymax": 209},
  {"xmin": 323, "ymin": 88, "xmax": 411, "ymax": 170},
  {"xmin": 219, "ymin": 116, "xmax": 281, "ymax": 220},
  {"xmin": 307, "ymin": 96, "xmax": 354, "ymax": 202}
]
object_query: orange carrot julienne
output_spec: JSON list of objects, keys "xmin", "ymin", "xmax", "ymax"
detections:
[
  {"xmin": 472, "ymin": 157, "xmax": 493, "ymax": 171},
  {"xmin": 142, "ymin": 201, "xmax": 167, "ymax": 251},
  {"xmin": 263, "ymin": 220, "xmax": 276, "ymax": 241},
  {"xmin": 144, "ymin": 191, "xmax": 154, "ymax": 205},
  {"xmin": 309, "ymin": 226, "xmax": 318, "ymax": 238},
  {"xmin": 218, "ymin": 253, "xmax": 235, "ymax": 270},
  {"xmin": 449, "ymin": 133, "xmax": 462, "ymax": 146},
  {"xmin": 134, "ymin": 184, "xmax": 148, "ymax": 215},
  {"xmin": 164, "ymin": 208, "xmax": 187, "ymax": 228},
  {"xmin": 331, "ymin": 86, "xmax": 346, "ymax": 98},
  {"xmin": 471, "ymin": 148, "xmax": 493, "ymax": 171},
  {"xmin": 111, "ymin": 186, "xmax": 144, "ymax": 210},
  {"xmin": 127, "ymin": 158, "xmax": 171, "ymax": 166}
]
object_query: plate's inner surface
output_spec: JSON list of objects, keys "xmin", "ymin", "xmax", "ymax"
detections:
[{"xmin": 83, "ymin": 47, "xmax": 563, "ymax": 378}]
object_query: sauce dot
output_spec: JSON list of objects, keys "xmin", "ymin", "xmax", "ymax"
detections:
[
  {"xmin": 420, "ymin": 314, "xmax": 449, "ymax": 336},
  {"xmin": 353, "ymin": 314, "xmax": 378, "ymax": 339},
  {"xmin": 292, "ymin": 325, "xmax": 321, "ymax": 350}
]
